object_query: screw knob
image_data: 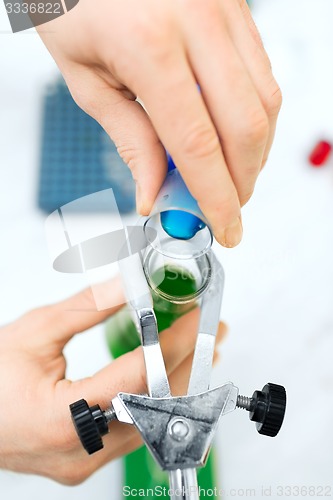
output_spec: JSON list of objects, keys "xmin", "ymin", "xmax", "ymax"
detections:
[
  {"xmin": 69, "ymin": 399, "xmax": 109, "ymax": 455},
  {"xmin": 250, "ymin": 383, "xmax": 286, "ymax": 437}
]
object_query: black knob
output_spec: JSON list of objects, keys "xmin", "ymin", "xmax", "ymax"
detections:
[
  {"xmin": 69, "ymin": 399, "xmax": 109, "ymax": 455},
  {"xmin": 249, "ymin": 383, "xmax": 286, "ymax": 437}
]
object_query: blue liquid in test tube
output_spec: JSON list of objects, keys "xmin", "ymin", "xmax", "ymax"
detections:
[{"xmin": 160, "ymin": 154, "xmax": 207, "ymax": 240}]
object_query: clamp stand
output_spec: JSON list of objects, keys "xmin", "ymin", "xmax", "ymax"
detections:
[{"xmin": 70, "ymin": 249, "xmax": 286, "ymax": 500}]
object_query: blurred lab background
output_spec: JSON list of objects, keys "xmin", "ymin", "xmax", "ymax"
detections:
[{"xmin": 1, "ymin": 0, "xmax": 333, "ymax": 498}]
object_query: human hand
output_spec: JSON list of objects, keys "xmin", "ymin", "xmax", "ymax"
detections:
[
  {"xmin": 0, "ymin": 285, "xmax": 226, "ymax": 484},
  {"xmin": 37, "ymin": 0, "xmax": 281, "ymax": 248}
]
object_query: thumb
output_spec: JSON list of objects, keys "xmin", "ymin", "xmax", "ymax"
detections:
[{"xmin": 64, "ymin": 65, "xmax": 167, "ymax": 215}]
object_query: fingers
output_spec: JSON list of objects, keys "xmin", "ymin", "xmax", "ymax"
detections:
[
  {"xmin": 168, "ymin": 340, "xmax": 222, "ymax": 397},
  {"xmin": 72, "ymin": 308, "xmax": 201, "ymax": 405},
  {"xmin": 130, "ymin": 42, "xmax": 242, "ymax": 247},
  {"xmin": 236, "ymin": 0, "xmax": 265, "ymax": 50},
  {"xmin": 64, "ymin": 63, "xmax": 240, "ymax": 246},
  {"xmin": 180, "ymin": 1, "xmax": 269, "ymax": 210},
  {"xmin": 70, "ymin": 309, "xmax": 227, "ymax": 406},
  {"xmin": 20, "ymin": 278, "xmax": 124, "ymax": 350},
  {"xmin": 63, "ymin": 65, "xmax": 167, "ymax": 214},
  {"xmin": 221, "ymin": 0, "xmax": 282, "ymax": 174},
  {"xmin": 49, "ymin": 2, "xmax": 280, "ymax": 248}
]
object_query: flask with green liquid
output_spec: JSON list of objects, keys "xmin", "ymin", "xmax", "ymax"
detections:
[{"xmin": 105, "ymin": 244, "xmax": 218, "ymax": 499}]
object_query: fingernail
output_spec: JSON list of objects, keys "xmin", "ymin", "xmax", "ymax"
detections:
[
  {"xmin": 135, "ymin": 183, "xmax": 144, "ymax": 215},
  {"xmin": 218, "ymin": 216, "xmax": 243, "ymax": 248}
]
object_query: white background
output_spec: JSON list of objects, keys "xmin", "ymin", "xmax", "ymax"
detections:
[{"xmin": 1, "ymin": 0, "xmax": 333, "ymax": 498}]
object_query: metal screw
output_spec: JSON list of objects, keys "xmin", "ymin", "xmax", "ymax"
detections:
[
  {"xmin": 236, "ymin": 395, "xmax": 252, "ymax": 411},
  {"xmin": 103, "ymin": 407, "xmax": 117, "ymax": 423},
  {"xmin": 169, "ymin": 418, "xmax": 190, "ymax": 441}
]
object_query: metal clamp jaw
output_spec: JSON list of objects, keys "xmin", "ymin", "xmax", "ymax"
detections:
[{"xmin": 70, "ymin": 250, "xmax": 286, "ymax": 498}]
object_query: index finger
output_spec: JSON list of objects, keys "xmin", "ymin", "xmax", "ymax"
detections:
[{"xmin": 19, "ymin": 278, "xmax": 125, "ymax": 351}]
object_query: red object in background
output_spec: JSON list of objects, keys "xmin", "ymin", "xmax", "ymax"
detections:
[{"xmin": 309, "ymin": 140, "xmax": 332, "ymax": 167}]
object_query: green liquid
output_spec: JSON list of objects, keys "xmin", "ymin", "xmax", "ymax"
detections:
[
  {"xmin": 105, "ymin": 266, "xmax": 217, "ymax": 498},
  {"xmin": 107, "ymin": 266, "xmax": 198, "ymax": 357}
]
